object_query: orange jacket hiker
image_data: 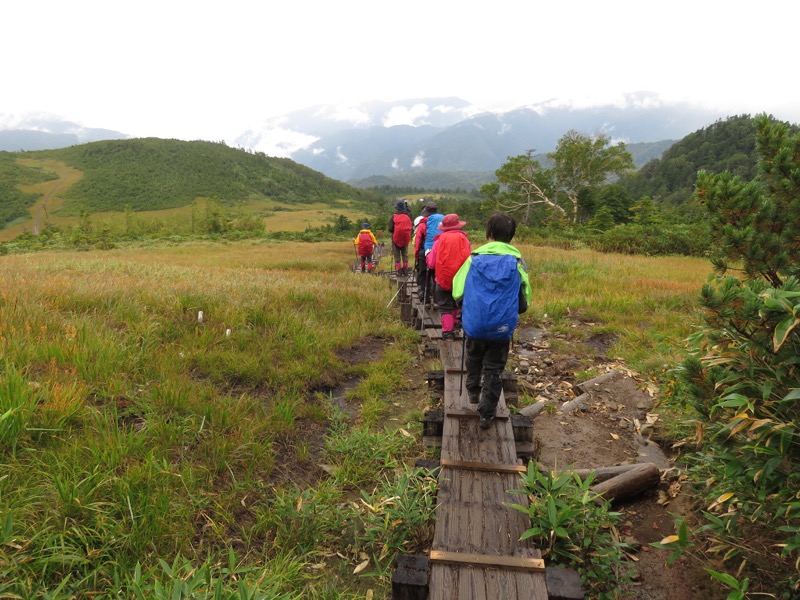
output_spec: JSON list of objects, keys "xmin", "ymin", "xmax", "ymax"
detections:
[
  {"xmin": 354, "ymin": 225, "xmax": 378, "ymax": 258},
  {"xmin": 353, "ymin": 223, "xmax": 378, "ymax": 272}
]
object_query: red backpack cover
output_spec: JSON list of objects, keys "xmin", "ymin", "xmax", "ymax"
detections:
[
  {"xmin": 391, "ymin": 213, "xmax": 412, "ymax": 247},
  {"xmin": 358, "ymin": 231, "xmax": 375, "ymax": 256}
]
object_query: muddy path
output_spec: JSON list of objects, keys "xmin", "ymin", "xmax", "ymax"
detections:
[{"xmin": 505, "ymin": 324, "xmax": 728, "ymax": 599}]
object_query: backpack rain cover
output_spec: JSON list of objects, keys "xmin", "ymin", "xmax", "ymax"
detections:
[
  {"xmin": 392, "ymin": 213, "xmax": 412, "ymax": 247},
  {"xmin": 461, "ymin": 254, "xmax": 521, "ymax": 341}
]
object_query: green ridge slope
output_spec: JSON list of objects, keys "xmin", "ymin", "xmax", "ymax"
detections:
[{"xmin": 25, "ymin": 138, "xmax": 383, "ymax": 215}]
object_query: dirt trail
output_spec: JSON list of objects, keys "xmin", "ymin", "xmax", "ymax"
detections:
[
  {"xmin": 0, "ymin": 158, "xmax": 82, "ymax": 240},
  {"xmin": 509, "ymin": 324, "xmax": 727, "ymax": 600}
]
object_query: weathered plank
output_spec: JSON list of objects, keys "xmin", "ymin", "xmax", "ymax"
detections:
[
  {"xmin": 440, "ymin": 458, "xmax": 527, "ymax": 474},
  {"xmin": 430, "ymin": 550, "xmax": 546, "ymax": 572},
  {"xmin": 391, "ymin": 554, "xmax": 429, "ymax": 600},
  {"xmin": 446, "ymin": 408, "xmax": 509, "ymax": 419}
]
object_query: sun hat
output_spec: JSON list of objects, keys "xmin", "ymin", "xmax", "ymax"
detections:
[
  {"xmin": 362, "ymin": 222, "xmax": 370, "ymax": 229},
  {"xmin": 438, "ymin": 213, "xmax": 466, "ymax": 231}
]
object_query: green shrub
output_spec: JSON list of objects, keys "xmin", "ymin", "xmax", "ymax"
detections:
[
  {"xmin": 587, "ymin": 222, "xmax": 710, "ymax": 256},
  {"xmin": 674, "ymin": 114, "xmax": 800, "ymax": 594},
  {"xmin": 509, "ymin": 463, "xmax": 633, "ymax": 598}
]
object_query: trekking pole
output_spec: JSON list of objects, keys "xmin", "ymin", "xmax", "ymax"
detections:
[
  {"xmin": 420, "ymin": 267, "xmax": 430, "ymax": 329},
  {"xmin": 459, "ymin": 333, "xmax": 466, "ymax": 395},
  {"xmin": 386, "ymin": 286, "xmax": 401, "ymax": 309}
]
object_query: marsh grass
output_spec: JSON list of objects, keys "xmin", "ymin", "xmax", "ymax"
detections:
[
  {"xmin": 518, "ymin": 244, "xmax": 711, "ymax": 375},
  {"xmin": 0, "ymin": 241, "xmax": 413, "ymax": 597},
  {"xmin": 0, "ymin": 240, "xmax": 711, "ymax": 597}
]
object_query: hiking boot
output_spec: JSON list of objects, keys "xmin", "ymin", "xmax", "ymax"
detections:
[
  {"xmin": 442, "ymin": 331, "xmax": 455, "ymax": 341},
  {"xmin": 479, "ymin": 415, "xmax": 494, "ymax": 429},
  {"xmin": 468, "ymin": 391, "xmax": 480, "ymax": 404}
]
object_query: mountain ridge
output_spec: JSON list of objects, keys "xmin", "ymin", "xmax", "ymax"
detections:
[
  {"xmin": 2, "ymin": 95, "xmax": 754, "ymax": 187},
  {"xmin": 235, "ymin": 95, "xmax": 731, "ymax": 182}
]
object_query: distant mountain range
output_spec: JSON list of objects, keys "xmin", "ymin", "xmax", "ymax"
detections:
[
  {"xmin": 0, "ymin": 114, "xmax": 128, "ymax": 151},
  {"xmin": 234, "ymin": 94, "xmax": 730, "ymax": 184},
  {"xmin": 1, "ymin": 95, "xmax": 738, "ymax": 187}
]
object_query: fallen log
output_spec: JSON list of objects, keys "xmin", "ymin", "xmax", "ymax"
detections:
[
  {"xmin": 576, "ymin": 370, "xmax": 621, "ymax": 394},
  {"xmin": 590, "ymin": 462, "xmax": 660, "ymax": 503},
  {"xmin": 520, "ymin": 400, "xmax": 547, "ymax": 418},
  {"xmin": 571, "ymin": 463, "xmax": 652, "ymax": 484},
  {"xmin": 560, "ymin": 392, "xmax": 589, "ymax": 413}
]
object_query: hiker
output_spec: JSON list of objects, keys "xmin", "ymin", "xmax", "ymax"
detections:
[
  {"xmin": 412, "ymin": 202, "xmax": 428, "ymax": 272},
  {"xmin": 388, "ymin": 199, "xmax": 413, "ymax": 275},
  {"xmin": 412, "ymin": 198, "xmax": 426, "ymax": 236},
  {"xmin": 428, "ymin": 213, "xmax": 471, "ymax": 340},
  {"xmin": 452, "ymin": 213, "xmax": 531, "ymax": 429},
  {"xmin": 353, "ymin": 222, "xmax": 378, "ymax": 273},
  {"xmin": 414, "ymin": 201, "xmax": 443, "ymax": 302}
]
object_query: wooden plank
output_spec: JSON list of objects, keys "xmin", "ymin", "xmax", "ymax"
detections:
[
  {"xmin": 445, "ymin": 408, "xmax": 509, "ymax": 420},
  {"xmin": 430, "ymin": 550, "xmax": 545, "ymax": 572},
  {"xmin": 440, "ymin": 459, "xmax": 527, "ymax": 474},
  {"xmin": 420, "ymin": 303, "xmax": 549, "ymax": 599}
]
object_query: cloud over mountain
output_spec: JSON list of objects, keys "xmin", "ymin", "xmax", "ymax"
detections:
[{"xmin": 234, "ymin": 94, "xmax": 728, "ymax": 182}]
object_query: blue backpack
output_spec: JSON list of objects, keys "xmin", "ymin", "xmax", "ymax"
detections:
[
  {"xmin": 424, "ymin": 213, "xmax": 444, "ymax": 251},
  {"xmin": 461, "ymin": 254, "xmax": 521, "ymax": 341}
]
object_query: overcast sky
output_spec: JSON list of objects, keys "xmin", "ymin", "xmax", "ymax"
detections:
[{"xmin": 3, "ymin": 0, "xmax": 798, "ymax": 142}]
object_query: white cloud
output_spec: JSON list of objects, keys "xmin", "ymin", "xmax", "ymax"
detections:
[
  {"xmin": 432, "ymin": 103, "xmax": 484, "ymax": 120},
  {"xmin": 391, "ymin": 158, "xmax": 399, "ymax": 170},
  {"xmin": 237, "ymin": 127, "xmax": 318, "ymax": 158},
  {"xmin": 411, "ymin": 152, "xmax": 425, "ymax": 168},
  {"xmin": 315, "ymin": 104, "xmax": 372, "ymax": 126},
  {"xmin": 382, "ymin": 104, "xmax": 431, "ymax": 127},
  {"xmin": 335, "ymin": 146, "xmax": 348, "ymax": 164}
]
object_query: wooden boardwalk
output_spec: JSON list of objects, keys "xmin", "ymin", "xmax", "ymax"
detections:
[{"xmin": 400, "ymin": 276, "xmax": 549, "ymax": 599}]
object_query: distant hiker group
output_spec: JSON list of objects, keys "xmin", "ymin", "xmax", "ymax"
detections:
[{"xmin": 350, "ymin": 201, "xmax": 530, "ymax": 429}]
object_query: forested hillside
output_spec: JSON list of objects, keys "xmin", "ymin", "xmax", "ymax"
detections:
[
  {"xmin": 27, "ymin": 138, "xmax": 384, "ymax": 215},
  {"xmin": 619, "ymin": 115, "xmax": 764, "ymax": 211}
]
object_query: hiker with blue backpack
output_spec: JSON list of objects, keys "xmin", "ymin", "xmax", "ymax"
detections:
[
  {"xmin": 452, "ymin": 213, "xmax": 531, "ymax": 429},
  {"xmin": 414, "ymin": 201, "xmax": 444, "ymax": 302},
  {"xmin": 388, "ymin": 199, "xmax": 413, "ymax": 276}
]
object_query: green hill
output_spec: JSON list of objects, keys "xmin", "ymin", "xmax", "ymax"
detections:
[
  {"xmin": 0, "ymin": 138, "xmax": 386, "ymax": 234},
  {"xmin": 618, "ymin": 114, "xmax": 764, "ymax": 209},
  {"xmin": 30, "ymin": 138, "xmax": 383, "ymax": 215}
]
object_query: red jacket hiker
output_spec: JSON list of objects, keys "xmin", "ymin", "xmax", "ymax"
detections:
[
  {"xmin": 433, "ymin": 228, "xmax": 471, "ymax": 290},
  {"xmin": 388, "ymin": 200, "xmax": 413, "ymax": 274},
  {"xmin": 430, "ymin": 213, "xmax": 471, "ymax": 340}
]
